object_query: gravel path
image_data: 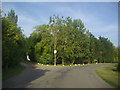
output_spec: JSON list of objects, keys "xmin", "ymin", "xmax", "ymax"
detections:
[{"xmin": 3, "ymin": 62, "xmax": 115, "ymax": 88}]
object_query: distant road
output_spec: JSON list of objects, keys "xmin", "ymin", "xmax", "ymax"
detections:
[{"xmin": 3, "ymin": 62, "xmax": 115, "ymax": 88}]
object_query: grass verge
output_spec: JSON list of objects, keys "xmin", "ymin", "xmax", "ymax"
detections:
[
  {"xmin": 3, "ymin": 64, "xmax": 25, "ymax": 80},
  {"xmin": 95, "ymin": 64, "xmax": 119, "ymax": 88}
]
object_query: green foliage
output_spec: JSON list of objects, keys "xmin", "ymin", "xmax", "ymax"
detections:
[
  {"xmin": 117, "ymin": 62, "xmax": 120, "ymax": 71},
  {"xmin": 2, "ymin": 10, "xmax": 26, "ymax": 69},
  {"xmin": 7, "ymin": 9, "xmax": 18, "ymax": 25},
  {"xmin": 28, "ymin": 15, "xmax": 117, "ymax": 65},
  {"xmin": 117, "ymin": 47, "xmax": 120, "ymax": 71},
  {"xmin": 2, "ymin": 9, "xmax": 117, "ymax": 66},
  {"xmin": 99, "ymin": 36, "xmax": 114, "ymax": 63}
]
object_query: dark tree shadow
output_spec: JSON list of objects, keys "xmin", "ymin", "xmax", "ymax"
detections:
[{"xmin": 2, "ymin": 62, "xmax": 50, "ymax": 88}]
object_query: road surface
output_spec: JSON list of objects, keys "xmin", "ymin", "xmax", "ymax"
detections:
[{"xmin": 3, "ymin": 62, "xmax": 115, "ymax": 88}]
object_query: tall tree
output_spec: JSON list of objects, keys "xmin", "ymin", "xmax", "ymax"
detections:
[
  {"xmin": 7, "ymin": 9, "xmax": 18, "ymax": 25},
  {"xmin": 2, "ymin": 10, "xmax": 26, "ymax": 69},
  {"xmin": 28, "ymin": 14, "xmax": 116, "ymax": 65}
]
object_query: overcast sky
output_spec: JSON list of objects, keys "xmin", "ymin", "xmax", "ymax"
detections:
[{"xmin": 2, "ymin": 2, "xmax": 118, "ymax": 46}]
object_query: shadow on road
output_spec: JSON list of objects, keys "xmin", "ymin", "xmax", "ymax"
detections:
[
  {"xmin": 2, "ymin": 62, "xmax": 116, "ymax": 88},
  {"xmin": 2, "ymin": 62, "xmax": 50, "ymax": 88}
]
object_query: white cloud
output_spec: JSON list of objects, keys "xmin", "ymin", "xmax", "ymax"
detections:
[
  {"xmin": 17, "ymin": 14, "xmax": 39, "ymax": 36},
  {"xmin": 90, "ymin": 24, "xmax": 118, "ymax": 46},
  {"xmin": 18, "ymin": 15, "xmax": 38, "ymax": 25},
  {"xmin": 2, "ymin": 2, "xmax": 118, "ymax": 46},
  {"xmin": 53, "ymin": 6, "xmax": 118, "ymax": 46},
  {"xmin": 17, "ymin": 13, "xmax": 49, "ymax": 37},
  {"xmin": 53, "ymin": 6, "xmax": 102, "ymax": 30}
]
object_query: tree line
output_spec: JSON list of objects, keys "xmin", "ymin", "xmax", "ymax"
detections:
[
  {"xmin": 2, "ymin": 10, "xmax": 118, "ymax": 69},
  {"xmin": 28, "ymin": 15, "xmax": 118, "ymax": 65}
]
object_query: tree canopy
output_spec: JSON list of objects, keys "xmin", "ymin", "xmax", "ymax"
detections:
[
  {"xmin": 2, "ymin": 9, "xmax": 26, "ymax": 69},
  {"xmin": 27, "ymin": 15, "xmax": 118, "ymax": 65},
  {"xmin": 2, "ymin": 10, "xmax": 118, "ymax": 69}
]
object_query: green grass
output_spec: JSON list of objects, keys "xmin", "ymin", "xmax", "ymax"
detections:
[
  {"xmin": 95, "ymin": 64, "xmax": 119, "ymax": 88},
  {"xmin": 3, "ymin": 64, "xmax": 25, "ymax": 80}
]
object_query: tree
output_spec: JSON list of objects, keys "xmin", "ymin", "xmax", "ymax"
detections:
[
  {"xmin": 113, "ymin": 46, "xmax": 118, "ymax": 63},
  {"xmin": 98, "ymin": 36, "xmax": 114, "ymax": 63},
  {"xmin": 7, "ymin": 9, "xmax": 18, "ymax": 25},
  {"xmin": 28, "ymin": 14, "xmax": 116, "ymax": 65},
  {"xmin": 2, "ymin": 10, "xmax": 26, "ymax": 69}
]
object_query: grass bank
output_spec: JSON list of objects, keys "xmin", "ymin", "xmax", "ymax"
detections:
[
  {"xmin": 3, "ymin": 64, "xmax": 25, "ymax": 80},
  {"xmin": 95, "ymin": 64, "xmax": 119, "ymax": 88}
]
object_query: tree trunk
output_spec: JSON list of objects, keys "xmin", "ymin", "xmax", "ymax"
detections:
[
  {"xmin": 88, "ymin": 57, "xmax": 90, "ymax": 64},
  {"xmin": 62, "ymin": 58, "xmax": 64, "ymax": 65},
  {"xmin": 54, "ymin": 53, "xmax": 56, "ymax": 66}
]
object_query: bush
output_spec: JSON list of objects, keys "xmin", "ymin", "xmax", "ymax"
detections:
[
  {"xmin": 36, "ymin": 53, "xmax": 53, "ymax": 64},
  {"xmin": 117, "ymin": 62, "xmax": 120, "ymax": 71}
]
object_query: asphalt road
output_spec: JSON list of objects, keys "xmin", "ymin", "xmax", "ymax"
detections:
[{"xmin": 3, "ymin": 62, "xmax": 115, "ymax": 88}]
